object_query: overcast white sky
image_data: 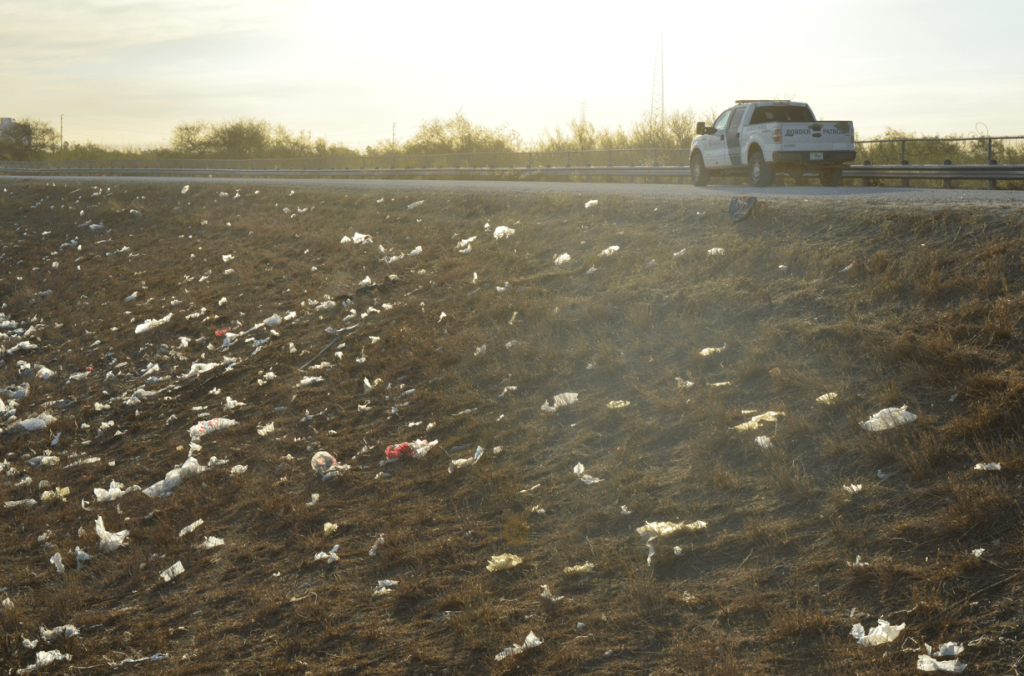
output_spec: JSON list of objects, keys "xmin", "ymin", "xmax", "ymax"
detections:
[{"xmin": 3, "ymin": 0, "xmax": 1021, "ymax": 150}]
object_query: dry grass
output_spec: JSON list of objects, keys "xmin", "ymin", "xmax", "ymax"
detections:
[{"xmin": 1, "ymin": 179, "xmax": 1024, "ymax": 673}]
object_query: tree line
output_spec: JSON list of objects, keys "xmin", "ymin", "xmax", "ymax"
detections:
[{"xmin": 2, "ymin": 111, "xmax": 1019, "ymax": 166}]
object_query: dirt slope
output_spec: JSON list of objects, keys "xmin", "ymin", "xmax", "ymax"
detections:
[{"xmin": 2, "ymin": 179, "xmax": 1024, "ymax": 674}]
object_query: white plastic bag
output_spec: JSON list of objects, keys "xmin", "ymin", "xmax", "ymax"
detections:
[{"xmin": 859, "ymin": 406, "xmax": 917, "ymax": 432}]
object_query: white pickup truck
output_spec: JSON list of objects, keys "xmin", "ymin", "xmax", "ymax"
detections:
[{"xmin": 690, "ymin": 100, "xmax": 856, "ymax": 187}]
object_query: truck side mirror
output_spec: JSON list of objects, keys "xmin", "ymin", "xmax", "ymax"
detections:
[{"xmin": 696, "ymin": 122, "xmax": 706, "ymax": 135}]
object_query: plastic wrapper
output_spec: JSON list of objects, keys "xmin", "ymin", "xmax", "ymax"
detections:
[
  {"xmin": 49, "ymin": 553, "xmax": 64, "ymax": 573},
  {"xmin": 486, "ymin": 553, "xmax": 523, "ymax": 572},
  {"xmin": 734, "ymin": 411, "xmax": 784, "ymax": 431},
  {"xmin": 178, "ymin": 519, "xmax": 204, "ymax": 537},
  {"xmin": 553, "ymin": 253, "xmax": 571, "ymax": 265},
  {"xmin": 314, "ymin": 544, "xmax": 340, "ymax": 563},
  {"xmin": 859, "ymin": 406, "xmax": 917, "ymax": 432},
  {"xmin": 636, "ymin": 520, "xmax": 707, "ymax": 541},
  {"xmin": 973, "ymin": 462, "xmax": 1001, "ymax": 471},
  {"xmin": 494, "ymin": 631, "xmax": 542, "ymax": 661},
  {"xmin": 817, "ymin": 392, "xmax": 838, "ymax": 405},
  {"xmin": 384, "ymin": 439, "xmax": 437, "ymax": 460},
  {"xmin": 159, "ymin": 561, "xmax": 184, "ymax": 582},
  {"xmin": 95, "ymin": 516, "xmax": 129, "ymax": 553},
  {"xmin": 563, "ymin": 562, "xmax": 594, "ymax": 576},
  {"xmin": 17, "ymin": 650, "xmax": 71, "ymax": 673},
  {"xmin": 573, "ymin": 463, "xmax": 602, "ymax": 485},
  {"xmin": 189, "ymin": 417, "xmax": 238, "ymax": 441},
  {"xmin": 143, "ymin": 456, "xmax": 207, "ymax": 497},
  {"xmin": 850, "ymin": 618, "xmax": 905, "ymax": 646},
  {"xmin": 134, "ymin": 313, "xmax": 173, "ymax": 334},
  {"xmin": 493, "ymin": 225, "xmax": 515, "ymax": 239},
  {"xmin": 541, "ymin": 392, "xmax": 578, "ymax": 412},
  {"xmin": 39, "ymin": 625, "xmax": 79, "ymax": 641},
  {"xmin": 372, "ymin": 579, "xmax": 398, "ymax": 597},
  {"xmin": 600, "ymin": 246, "xmax": 619, "ymax": 256},
  {"xmin": 449, "ymin": 446, "xmax": 484, "ymax": 473}
]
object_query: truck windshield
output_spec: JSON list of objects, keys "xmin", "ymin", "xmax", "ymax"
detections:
[{"xmin": 749, "ymin": 106, "xmax": 815, "ymax": 124}]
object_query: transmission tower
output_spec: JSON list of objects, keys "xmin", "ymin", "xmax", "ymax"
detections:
[{"xmin": 651, "ymin": 37, "xmax": 664, "ymax": 125}]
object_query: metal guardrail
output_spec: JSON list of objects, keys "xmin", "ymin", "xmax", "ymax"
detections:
[{"xmin": 1, "ymin": 160, "xmax": 1022, "ymax": 189}]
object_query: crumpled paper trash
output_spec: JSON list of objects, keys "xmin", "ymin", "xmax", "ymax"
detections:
[
  {"xmin": 851, "ymin": 618, "xmax": 905, "ymax": 646},
  {"xmin": 734, "ymin": 411, "xmax": 784, "ymax": 431},
  {"xmin": 917, "ymin": 642, "xmax": 966, "ymax": 672},
  {"xmin": 494, "ymin": 631, "xmax": 542, "ymax": 661},
  {"xmin": 159, "ymin": 561, "xmax": 185, "ymax": 582},
  {"xmin": 449, "ymin": 446, "xmax": 484, "ymax": 473},
  {"xmin": 636, "ymin": 520, "xmax": 707, "ymax": 541},
  {"xmin": 859, "ymin": 406, "xmax": 917, "ymax": 432},
  {"xmin": 142, "ymin": 456, "xmax": 207, "ymax": 497},
  {"xmin": 95, "ymin": 516, "xmax": 129, "ymax": 553},
  {"xmin": 486, "ymin": 553, "xmax": 523, "ymax": 572},
  {"xmin": 372, "ymin": 579, "xmax": 398, "ymax": 597},
  {"xmin": 563, "ymin": 561, "xmax": 595, "ymax": 575},
  {"xmin": 541, "ymin": 392, "xmax": 578, "ymax": 412}
]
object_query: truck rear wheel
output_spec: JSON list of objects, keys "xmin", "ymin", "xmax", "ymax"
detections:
[
  {"xmin": 748, "ymin": 151, "xmax": 773, "ymax": 188},
  {"xmin": 690, "ymin": 152, "xmax": 710, "ymax": 186},
  {"xmin": 818, "ymin": 166, "xmax": 844, "ymax": 187}
]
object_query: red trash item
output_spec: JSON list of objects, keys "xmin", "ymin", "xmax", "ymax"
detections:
[
  {"xmin": 215, "ymin": 329, "xmax": 230, "ymax": 336},
  {"xmin": 385, "ymin": 443, "xmax": 412, "ymax": 460}
]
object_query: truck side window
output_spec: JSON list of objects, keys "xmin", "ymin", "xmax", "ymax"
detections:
[
  {"xmin": 712, "ymin": 110, "xmax": 732, "ymax": 132},
  {"xmin": 727, "ymin": 108, "xmax": 744, "ymax": 133}
]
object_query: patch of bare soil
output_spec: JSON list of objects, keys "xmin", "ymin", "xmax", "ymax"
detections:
[{"xmin": 2, "ymin": 179, "xmax": 1024, "ymax": 674}]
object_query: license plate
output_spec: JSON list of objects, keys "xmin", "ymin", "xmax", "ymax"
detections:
[{"xmin": 810, "ymin": 152, "xmax": 823, "ymax": 161}]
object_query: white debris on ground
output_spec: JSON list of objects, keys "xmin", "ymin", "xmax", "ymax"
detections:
[
  {"xmin": 494, "ymin": 631, "xmax": 543, "ymax": 661},
  {"xmin": 851, "ymin": 618, "xmax": 905, "ymax": 646},
  {"xmin": 917, "ymin": 642, "xmax": 966, "ymax": 672},
  {"xmin": 486, "ymin": 553, "xmax": 523, "ymax": 572},
  {"xmin": 541, "ymin": 392, "xmax": 578, "ymax": 412},
  {"xmin": 573, "ymin": 463, "xmax": 602, "ymax": 484},
  {"xmin": 859, "ymin": 406, "xmax": 917, "ymax": 431}
]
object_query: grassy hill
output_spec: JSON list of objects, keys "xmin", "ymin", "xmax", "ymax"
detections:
[{"xmin": 1, "ymin": 180, "xmax": 1023, "ymax": 674}]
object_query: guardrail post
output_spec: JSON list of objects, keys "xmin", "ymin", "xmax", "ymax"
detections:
[
  {"xmin": 527, "ymin": 152, "xmax": 532, "ymax": 169},
  {"xmin": 900, "ymin": 140, "xmax": 906, "ymax": 165},
  {"xmin": 900, "ymin": 160, "xmax": 910, "ymax": 188},
  {"xmin": 862, "ymin": 160, "xmax": 872, "ymax": 188},
  {"xmin": 566, "ymin": 152, "xmax": 571, "ymax": 168},
  {"xmin": 942, "ymin": 159, "xmax": 953, "ymax": 189},
  {"xmin": 987, "ymin": 138, "xmax": 993, "ymax": 163},
  {"xmin": 988, "ymin": 158, "xmax": 998, "ymax": 190}
]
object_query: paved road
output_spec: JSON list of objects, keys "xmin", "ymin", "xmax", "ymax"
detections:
[{"xmin": 4, "ymin": 175, "xmax": 1022, "ymax": 207}]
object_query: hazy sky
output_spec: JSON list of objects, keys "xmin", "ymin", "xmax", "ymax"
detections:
[{"xmin": 3, "ymin": 0, "xmax": 1021, "ymax": 150}]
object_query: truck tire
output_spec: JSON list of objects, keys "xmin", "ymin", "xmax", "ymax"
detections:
[
  {"xmin": 818, "ymin": 166, "xmax": 844, "ymax": 187},
  {"xmin": 748, "ymin": 150, "xmax": 773, "ymax": 188},
  {"xmin": 690, "ymin": 152, "xmax": 710, "ymax": 186}
]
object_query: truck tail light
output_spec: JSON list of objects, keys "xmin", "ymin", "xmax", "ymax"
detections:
[{"xmin": 772, "ymin": 128, "xmax": 782, "ymax": 143}]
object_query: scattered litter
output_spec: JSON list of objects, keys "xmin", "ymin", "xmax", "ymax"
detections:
[
  {"xmin": 450, "ymin": 446, "xmax": 484, "ymax": 473},
  {"xmin": 973, "ymin": 462, "xmax": 1001, "ymax": 471},
  {"xmin": 817, "ymin": 392, "xmax": 838, "ymax": 405},
  {"xmin": 372, "ymin": 579, "xmax": 398, "ymax": 597},
  {"xmin": 159, "ymin": 561, "xmax": 185, "ymax": 582},
  {"xmin": 39, "ymin": 624, "xmax": 79, "ymax": 641},
  {"xmin": 201, "ymin": 536, "xmax": 225, "ymax": 549},
  {"xmin": 851, "ymin": 618, "xmax": 905, "ymax": 646},
  {"xmin": 369, "ymin": 533, "xmax": 384, "ymax": 556},
  {"xmin": 699, "ymin": 344, "xmax": 726, "ymax": 356},
  {"xmin": 257, "ymin": 422, "xmax": 275, "ymax": 437},
  {"xmin": 407, "ymin": 200, "xmax": 424, "ymax": 210},
  {"xmin": 734, "ymin": 411, "xmax": 785, "ymax": 431},
  {"xmin": 18, "ymin": 649, "xmax": 72, "ymax": 672},
  {"xmin": 189, "ymin": 417, "xmax": 238, "ymax": 441},
  {"xmin": 728, "ymin": 196, "xmax": 757, "ymax": 222},
  {"xmin": 178, "ymin": 519, "xmax": 204, "ymax": 537},
  {"xmin": 540, "ymin": 585, "xmax": 564, "ymax": 602},
  {"xmin": 486, "ymin": 553, "xmax": 523, "ymax": 572},
  {"xmin": 314, "ymin": 544, "xmax": 340, "ymax": 564},
  {"xmin": 323, "ymin": 522, "xmax": 338, "ymax": 536},
  {"xmin": 49, "ymin": 552, "xmax": 64, "ymax": 574},
  {"xmin": 843, "ymin": 484, "xmax": 863, "ymax": 494},
  {"xmin": 95, "ymin": 516, "xmax": 129, "ymax": 552},
  {"xmin": 541, "ymin": 392, "xmax": 578, "ymax": 412},
  {"xmin": 384, "ymin": 439, "xmax": 437, "ymax": 460},
  {"xmin": 972, "ymin": 548, "xmax": 985, "ymax": 558},
  {"xmin": 563, "ymin": 562, "xmax": 594, "ymax": 576},
  {"xmin": 707, "ymin": 248, "xmax": 725, "ymax": 256},
  {"xmin": 859, "ymin": 406, "xmax": 917, "ymax": 432},
  {"xmin": 181, "ymin": 185, "xmax": 189, "ymax": 194},
  {"xmin": 636, "ymin": 520, "xmax": 707, "ymax": 540},
  {"xmin": 229, "ymin": 464, "xmax": 248, "ymax": 476},
  {"xmin": 311, "ymin": 452, "xmax": 339, "ymax": 475},
  {"xmin": 134, "ymin": 313, "xmax": 173, "ymax": 334},
  {"xmin": 142, "ymin": 456, "xmax": 207, "ymax": 497},
  {"xmin": 495, "ymin": 631, "xmax": 543, "ymax": 661},
  {"xmin": 754, "ymin": 436, "xmax": 772, "ymax": 449},
  {"xmin": 115, "ymin": 654, "xmax": 170, "ymax": 666},
  {"xmin": 553, "ymin": 253, "xmax": 571, "ymax": 265},
  {"xmin": 676, "ymin": 378, "xmax": 694, "ymax": 389},
  {"xmin": 493, "ymin": 225, "xmax": 515, "ymax": 239},
  {"xmin": 847, "ymin": 555, "xmax": 870, "ymax": 568},
  {"xmin": 606, "ymin": 400, "xmax": 630, "ymax": 409},
  {"xmin": 917, "ymin": 642, "xmax": 965, "ymax": 674},
  {"xmin": 584, "ymin": 200, "xmax": 598, "ymax": 208},
  {"xmin": 600, "ymin": 246, "xmax": 620, "ymax": 256},
  {"xmin": 573, "ymin": 463, "xmax": 602, "ymax": 485}
]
